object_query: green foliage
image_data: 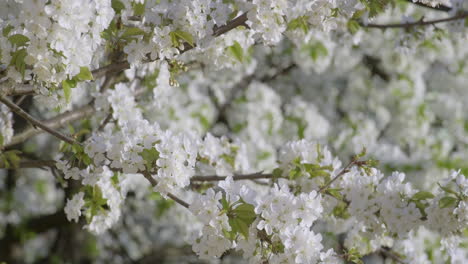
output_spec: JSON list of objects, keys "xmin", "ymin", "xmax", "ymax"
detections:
[
  {"xmin": 412, "ymin": 191, "xmax": 435, "ymax": 201},
  {"xmin": 220, "ymin": 153, "xmax": 236, "ymax": 168},
  {"xmin": 149, "ymin": 192, "xmax": 175, "ymax": 218},
  {"xmin": 221, "ymin": 198, "xmax": 257, "ymax": 240},
  {"xmin": 61, "ymin": 67, "xmax": 94, "ymax": 103},
  {"xmin": 170, "ymin": 30, "xmax": 195, "ymax": 48},
  {"xmin": 140, "ymin": 147, "xmax": 160, "ymax": 171},
  {"xmin": 287, "ymin": 16, "xmax": 309, "ymax": 33},
  {"xmin": 121, "ymin": 27, "xmax": 146, "ymax": 39},
  {"xmin": 285, "ymin": 116, "xmax": 307, "ymax": 139},
  {"xmin": 111, "ymin": 0, "xmax": 125, "ymax": 14},
  {"xmin": 62, "ymin": 79, "xmax": 73, "ymax": 103},
  {"xmin": 359, "ymin": 0, "xmax": 390, "ymax": 18},
  {"xmin": 332, "ymin": 201, "xmax": 350, "ymax": 219},
  {"xmin": 76, "ymin": 67, "xmax": 94, "ymax": 81},
  {"xmin": 345, "ymin": 247, "xmax": 364, "ymax": 264},
  {"xmin": 0, "ymin": 150, "xmax": 22, "ymax": 168},
  {"xmin": 226, "ymin": 41, "xmax": 244, "ymax": 62},
  {"xmin": 439, "ymin": 196, "xmax": 457, "ymax": 208},
  {"xmin": 2, "ymin": 24, "xmax": 14, "ymax": 37},
  {"xmin": 303, "ymin": 42, "xmax": 328, "ymax": 61},
  {"xmin": 132, "ymin": 1, "xmax": 146, "ymax": 16},
  {"xmin": 289, "ymin": 157, "xmax": 333, "ymax": 181},
  {"xmin": 84, "ymin": 185, "xmax": 109, "ymax": 221},
  {"xmin": 8, "ymin": 34, "xmax": 30, "ymax": 47},
  {"xmin": 347, "ymin": 20, "xmax": 361, "ymax": 34},
  {"xmin": 10, "ymin": 48, "xmax": 27, "ymax": 78}
]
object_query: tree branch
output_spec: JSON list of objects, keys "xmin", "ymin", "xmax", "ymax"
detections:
[
  {"xmin": 2, "ymin": 13, "xmax": 249, "ymax": 97},
  {"xmin": 364, "ymin": 12, "xmax": 468, "ymax": 29},
  {"xmin": 4, "ymin": 104, "xmax": 94, "ymax": 147},
  {"xmin": 406, "ymin": 0, "xmax": 452, "ymax": 12},
  {"xmin": 0, "ymin": 95, "xmax": 79, "ymax": 146},
  {"xmin": 191, "ymin": 172, "xmax": 273, "ymax": 182},
  {"xmin": 141, "ymin": 171, "xmax": 190, "ymax": 208}
]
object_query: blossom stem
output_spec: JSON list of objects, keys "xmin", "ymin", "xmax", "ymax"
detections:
[
  {"xmin": 318, "ymin": 160, "xmax": 356, "ymax": 193},
  {"xmin": 363, "ymin": 12, "xmax": 468, "ymax": 29}
]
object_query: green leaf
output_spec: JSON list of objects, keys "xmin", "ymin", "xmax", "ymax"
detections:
[
  {"xmin": 170, "ymin": 30, "xmax": 195, "ymax": 48},
  {"xmin": 412, "ymin": 191, "xmax": 435, "ymax": 201},
  {"xmin": 437, "ymin": 183, "xmax": 458, "ymax": 196},
  {"xmin": 439, "ymin": 196, "xmax": 457, "ymax": 208},
  {"xmin": 8, "ymin": 34, "xmax": 30, "ymax": 47},
  {"xmin": 220, "ymin": 154, "xmax": 235, "ymax": 168},
  {"xmin": 62, "ymin": 79, "xmax": 73, "ymax": 103},
  {"xmin": 306, "ymin": 42, "xmax": 328, "ymax": 61},
  {"xmin": 359, "ymin": 0, "xmax": 390, "ymax": 17},
  {"xmin": 111, "ymin": 0, "xmax": 125, "ymax": 14},
  {"xmin": 132, "ymin": 2, "xmax": 145, "ymax": 16},
  {"xmin": 2, "ymin": 25, "xmax": 14, "ymax": 37},
  {"xmin": 10, "ymin": 49, "xmax": 27, "ymax": 78},
  {"xmin": 272, "ymin": 168, "xmax": 283, "ymax": 179},
  {"xmin": 287, "ymin": 16, "xmax": 309, "ymax": 33},
  {"xmin": 75, "ymin": 67, "xmax": 94, "ymax": 81},
  {"xmin": 233, "ymin": 203, "xmax": 256, "ymax": 221},
  {"xmin": 140, "ymin": 147, "xmax": 160, "ymax": 170},
  {"xmin": 0, "ymin": 133, "xmax": 4, "ymax": 146},
  {"xmin": 3, "ymin": 150, "xmax": 22, "ymax": 168},
  {"xmin": 121, "ymin": 27, "xmax": 146, "ymax": 38},
  {"xmin": 347, "ymin": 20, "xmax": 361, "ymax": 34},
  {"xmin": 226, "ymin": 41, "xmax": 244, "ymax": 62},
  {"xmin": 326, "ymin": 188, "xmax": 343, "ymax": 200},
  {"xmin": 352, "ymin": 9, "xmax": 367, "ymax": 20}
]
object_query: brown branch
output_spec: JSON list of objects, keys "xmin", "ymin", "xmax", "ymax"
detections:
[
  {"xmin": 318, "ymin": 160, "xmax": 356, "ymax": 193},
  {"xmin": 0, "ymin": 95, "xmax": 79, "ymax": 146},
  {"xmin": 213, "ymin": 13, "xmax": 249, "ymax": 37},
  {"xmin": 406, "ymin": 0, "xmax": 451, "ymax": 12},
  {"xmin": 141, "ymin": 171, "xmax": 190, "ymax": 208},
  {"xmin": 379, "ymin": 247, "xmax": 406, "ymax": 264},
  {"xmin": 5, "ymin": 86, "xmax": 145, "ymax": 148},
  {"xmin": 191, "ymin": 172, "xmax": 273, "ymax": 182},
  {"xmin": 5, "ymin": 104, "xmax": 94, "ymax": 147},
  {"xmin": 364, "ymin": 12, "xmax": 468, "ymax": 29}
]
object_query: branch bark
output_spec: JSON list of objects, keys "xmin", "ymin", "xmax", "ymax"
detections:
[
  {"xmin": 364, "ymin": 12, "xmax": 468, "ymax": 29},
  {"xmin": 191, "ymin": 172, "xmax": 273, "ymax": 182},
  {"xmin": 0, "ymin": 95, "xmax": 79, "ymax": 146},
  {"xmin": 406, "ymin": 0, "xmax": 451, "ymax": 12}
]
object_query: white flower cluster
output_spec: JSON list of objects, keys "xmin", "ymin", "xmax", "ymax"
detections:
[
  {"xmin": 189, "ymin": 176, "xmax": 338, "ymax": 264},
  {"xmin": 0, "ymin": 104, "xmax": 13, "ymax": 147},
  {"xmin": 0, "ymin": 0, "xmax": 114, "ymax": 86}
]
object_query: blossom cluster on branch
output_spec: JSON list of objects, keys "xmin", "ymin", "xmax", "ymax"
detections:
[{"xmin": 1, "ymin": 0, "xmax": 468, "ymax": 263}]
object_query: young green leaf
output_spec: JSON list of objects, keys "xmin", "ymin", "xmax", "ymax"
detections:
[
  {"xmin": 439, "ymin": 196, "xmax": 457, "ymax": 208},
  {"xmin": 226, "ymin": 41, "xmax": 244, "ymax": 62},
  {"xmin": 8, "ymin": 34, "xmax": 30, "ymax": 47}
]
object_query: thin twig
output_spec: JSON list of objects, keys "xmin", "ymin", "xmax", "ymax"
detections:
[
  {"xmin": 191, "ymin": 172, "xmax": 273, "ymax": 182},
  {"xmin": 14, "ymin": 95, "xmax": 28, "ymax": 106},
  {"xmin": 141, "ymin": 171, "xmax": 190, "ymax": 208},
  {"xmin": 318, "ymin": 160, "xmax": 356, "ymax": 193},
  {"xmin": 379, "ymin": 247, "xmax": 406, "ymax": 264},
  {"xmin": 364, "ymin": 12, "xmax": 468, "ymax": 29},
  {"xmin": 5, "ymin": 104, "xmax": 94, "ymax": 147},
  {"xmin": 406, "ymin": 0, "xmax": 451, "ymax": 12},
  {"xmin": 5, "ymin": 87, "xmax": 146, "ymax": 148},
  {"xmin": 0, "ymin": 95, "xmax": 79, "ymax": 146}
]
